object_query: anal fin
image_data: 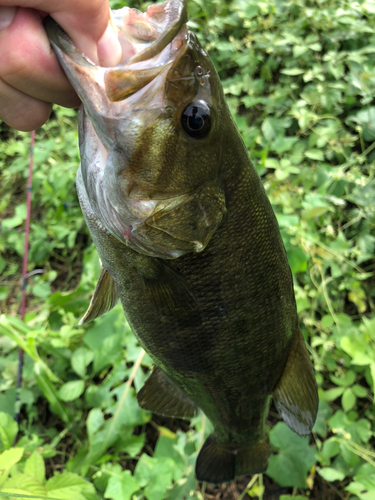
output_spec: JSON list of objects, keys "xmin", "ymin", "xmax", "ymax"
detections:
[
  {"xmin": 79, "ymin": 267, "xmax": 119, "ymax": 325},
  {"xmin": 272, "ymin": 330, "xmax": 318, "ymax": 436},
  {"xmin": 137, "ymin": 366, "xmax": 198, "ymax": 419}
]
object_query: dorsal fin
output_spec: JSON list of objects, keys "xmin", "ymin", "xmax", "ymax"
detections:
[{"xmin": 79, "ymin": 267, "xmax": 119, "ymax": 325}]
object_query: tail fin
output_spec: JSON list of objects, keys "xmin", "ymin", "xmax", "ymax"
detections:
[{"xmin": 195, "ymin": 434, "xmax": 269, "ymax": 484}]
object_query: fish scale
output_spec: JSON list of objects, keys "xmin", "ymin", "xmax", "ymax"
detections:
[{"xmin": 45, "ymin": 0, "xmax": 318, "ymax": 484}]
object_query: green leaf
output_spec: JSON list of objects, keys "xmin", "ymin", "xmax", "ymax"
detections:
[
  {"xmin": 134, "ymin": 455, "xmax": 175, "ymax": 500},
  {"xmin": 58, "ymin": 380, "xmax": 85, "ymax": 402},
  {"xmin": 304, "ymin": 149, "xmax": 324, "ymax": 161},
  {"xmin": 1, "ymin": 474, "xmax": 46, "ymax": 497},
  {"xmin": 24, "ymin": 451, "xmax": 46, "ymax": 484},
  {"xmin": 104, "ymin": 470, "xmax": 139, "ymax": 500},
  {"xmin": 318, "ymin": 467, "xmax": 346, "ymax": 482},
  {"xmin": 302, "ymin": 206, "xmax": 329, "ymax": 219},
  {"xmin": 71, "ymin": 348, "xmax": 94, "ymax": 379},
  {"xmin": 266, "ymin": 423, "xmax": 316, "ymax": 488},
  {"xmin": 342, "ymin": 388, "xmax": 356, "ymax": 412},
  {"xmin": 0, "ymin": 412, "xmax": 18, "ymax": 450},
  {"xmin": 320, "ymin": 386, "xmax": 345, "ymax": 402},
  {"xmin": 86, "ymin": 409, "xmax": 104, "ymax": 438},
  {"xmin": 46, "ymin": 471, "xmax": 97, "ymax": 500},
  {"xmin": 1, "ymin": 204, "xmax": 26, "ymax": 229},
  {"xmin": 340, "ymin": 336, "xmax": 372, "ymax": 366},
  {"xmin": 320, "ymin": 437, "xmax": 340, "ymax": 464},
  {"xmin": 0, "ymin": 448, "xmax": 24, "ymax": 486},
  {"xmin": 32, "ymin": 283, "xmax": 51, "ymax": 299},
  {"xmin": 115, "ymin": 434, "xmax": 145, "ymax": 458},
  {"xmin": 330, "ymin": 371, "xmax": 356, "ymax": 387},
  {"xmin": 351, "ymin": 384, "xmax": 367, "ymax": 398}
]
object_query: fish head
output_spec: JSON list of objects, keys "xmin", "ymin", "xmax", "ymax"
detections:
[{"xmin": 45, "ymin": 0, "xmax": 227, "ymax": 258}]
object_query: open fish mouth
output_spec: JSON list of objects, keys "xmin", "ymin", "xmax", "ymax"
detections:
[{"xmin": 44, "ymin": 0, "xmax": 187, "ymax": 108}]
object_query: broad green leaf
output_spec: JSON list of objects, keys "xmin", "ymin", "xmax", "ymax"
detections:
[
  {"xmin": 58, "ymin": 380, "xmax": 85, "ymax": 402},
  {"xmin": 46, "ymin": 471, "xmax": 97, "ymax": 500},
  {"xmin": 24, "ymin": 451, "xmax": 46, "ymax": 484},
  {"xmin": 266, "ymin": 423, "xmax": 316, "ymax": 488},
  {"xmin": 0, "ymin": 448, "xmax": 24, "ymax": 486},
  {"xmin": 134, "ymin": 455, "xmax": 175, "ymax": 500},
  {"xmin": 304, "ymin": 149, "xmax": 324, "ymax": 161},
  {"xmin": 302, "ymin": 206, "xmax": 329, "ymax": 219},
  {"xmin": 71, "ymin": 348, "xmax": 94, "ymax": 379},
  {"xmin": 351, "ymin": 385, "xmax": 367, "ymax": 398},
  {"xmin": 86, "ymin": 409, "xmax": 104, "ymax": 438},
  {"xmin": 340, "ymin": 337, "xmax": 372, "ymax": 366},
  {"xmin": 32, "ymin": 283, "xmax": 51, "ymax": 299},
  {"xmin": 320, "ymin": 437, "xmax": 340, "ymax": 464},
  {"xmin": 320, "ymin": 386, "xmax": 345, "ymax": 402},
  {"xmin": 104, "ymin": 471, "xmax": 139, "ymax": 500},
  {"xmin": 93, "ymin": 464, "xmax": 122, "ymax": 494},
  {"xmin": 1, "ymin": 475, "xmax": 46, "ymax": 497},
  {"xmin": 0, "ymin": 413, "xmax": 18, "ymax": 450},
  {"xmin": 114, "ymin": 434, "xmax": 145, "ymax": 458},
  {"xmin": 318, "ymin": 468, "xmax": 346, "ymax": 482},
  {"xmin": 330, "ymin": 371, "xmax": 356, "ymax": 387},
  {"xmin": 342, "ymin": 388, "xmax": 356, "ymax": 413}
]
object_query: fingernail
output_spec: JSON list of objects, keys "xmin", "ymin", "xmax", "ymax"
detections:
[
  {"xmin": 0, "ymin": 6, "xmax": 17, "ymax": 30},
  {"xmin": 97, "ymin": 16, "xmax": 122, "ymax": 67}
]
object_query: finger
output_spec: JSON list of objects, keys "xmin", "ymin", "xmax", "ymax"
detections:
[
  {"xmin": 0, "ymin": 76, "xmax": 52, "ymax": 131},
  {"xmin": 0, "ymin": 7, "xmax": 81, "ymax": 107},
  {"xmin": 0, "ymin": 0, "xmax": 122, "ymax": 65}
]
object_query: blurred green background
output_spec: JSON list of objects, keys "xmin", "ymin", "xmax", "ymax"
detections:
[{"xmin": 0, "ymin": 0, "xmax": 374, "ymax": 498}]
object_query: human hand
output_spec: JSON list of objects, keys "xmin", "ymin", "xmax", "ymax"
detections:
[{"xmin": 0, "ymin": 1, "xmax": 122, "ymax": 131}]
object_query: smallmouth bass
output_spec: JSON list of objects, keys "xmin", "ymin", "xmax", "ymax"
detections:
[{"xmin": 45, "ymin": 0, "xmax": 318, "ymax": 484}]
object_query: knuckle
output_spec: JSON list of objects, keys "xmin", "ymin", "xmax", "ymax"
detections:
[{"xmin": 1, "ymin": 101, "xmax": 52, "ymax": 131}]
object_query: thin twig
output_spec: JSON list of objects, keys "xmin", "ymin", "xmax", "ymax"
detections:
[
  {"xmin": 259, "ymin": 473, "xmax": 263, "ymax": 500},
  {"xmin": 237, "ymin": 474, "xmax": 259, "ymax": 500},
  {"xmin": 201, "ymin": 482, "xmax": 206, "ymax": 498}
]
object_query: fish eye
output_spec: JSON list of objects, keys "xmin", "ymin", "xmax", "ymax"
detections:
[{"xmin": 181, "ymin": 100, "xmax": 211, "ymax": 139}]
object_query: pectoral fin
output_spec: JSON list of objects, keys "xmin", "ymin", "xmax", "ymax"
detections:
[
  {"xmin": 272, "ymin": 331, "xmax": 318, "ymax": 436},
  {"xmin": 79, "ymin": 267, "xmax": 119, "ymax": 325},
  {"xmin": 138, "ymin": 260, "xmax": 201, "ymax": 322},
  {"xmin": 137, "ymin": 366, "xmax": 198, "ymax": 419}
]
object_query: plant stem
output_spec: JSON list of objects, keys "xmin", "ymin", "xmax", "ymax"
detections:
[{"xmin": 237, "ymin": 474, "xmax": 259, "ymax": 500}]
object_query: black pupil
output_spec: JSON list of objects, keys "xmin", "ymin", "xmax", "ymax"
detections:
[
  {"xmin": 188, "ymin": 107, "xmax": 204, "ymax": 131},
  {"xmin": 181, "ymin": 100, "xmax": 211, "ymax": 139}
]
